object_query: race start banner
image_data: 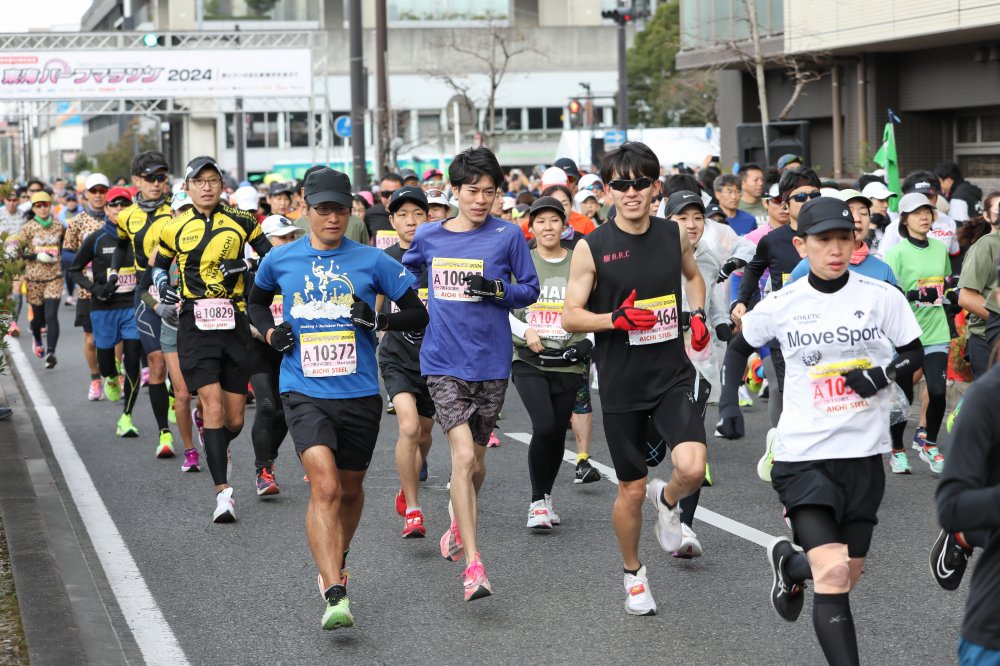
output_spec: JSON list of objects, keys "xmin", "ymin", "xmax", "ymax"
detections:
[{"xmin": 0, "ymin": 49, "xmax": 312, "ymax": 100}]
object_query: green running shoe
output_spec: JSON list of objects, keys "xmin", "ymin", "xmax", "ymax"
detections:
[
  {"xmin": 946, "ymin": 397, "xmax": 963, "ymax": 434},
  {"xmin": 168, "ymin": 396, "xmax": 177, "ymax": 424},
  {"xmin": 757, "ymin": 428, "xmax": 778, "ymax": 483},
  {"xmin": 116, "ymin": 413, "xmax": 139, "ymax": 438},
  {"xmin": 702, "ymin": 461, "xmax": 713, "ymax": 487},
  {"xmin": 322, "ymin": 596, "xmax": 354, "ymax": 630},
  {"xmin": 104, "ymin": 376, "xmax": 122, "ymax": 402}
]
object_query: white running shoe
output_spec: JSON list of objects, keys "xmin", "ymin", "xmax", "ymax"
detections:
[
  {"xmin": 647, "ymin": 478, "xmax": 682, "ymax": 552},
  {"xmin": 738, "ymin": 384, "xmax": 754, "ymax": 407},
  {"xmin": 624, "ymin": 565, "xmax": 656, "ymax": 616},
  {"xmin": 526, "ymin": 499, "xmax": 552, "ymax": 529},
  {"xmin": 672, "ymin": 524, "xmax": 703, "ymax": 559},
  {"xmin": 757, "ymin": 428, "xmax": 778, "ymax": 483},
  {"xmin": 213, "ymin": 487, "xmax": 236, "ymax": 523},
  {"xmin": 544, "ymin": 494, "xmax": 561, "ymax": 526}
]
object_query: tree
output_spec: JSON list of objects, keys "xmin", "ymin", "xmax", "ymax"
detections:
[
  {"xmin": 0, "ymin": 184, "xmax": 25, "ymax": 376},
  {"xmin": 71, "ymin": 152, "xmax": 93, "ymax": 175},
  {"xmin": 627, "ymin": 0, "xmax": 718, "ymax": 127},
  {"xmin": 95, "ymin": 120, "xmax": 158, "ymax": 182}
]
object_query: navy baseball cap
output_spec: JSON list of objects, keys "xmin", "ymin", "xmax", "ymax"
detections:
[
  {"xmin": 796, "ymin": 197, "xmax": 855, "ymax": 235},
  {"xmin": 665, "ymin": 190, "xmax": 706, "ymax": 217},
  {"xmin": 388, "ymin": 185, "xmax": 428, "ymax": 214}
]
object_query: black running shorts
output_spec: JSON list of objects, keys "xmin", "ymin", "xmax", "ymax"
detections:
[
  {"xmin": 381, "ymin": 362, "xmax": 435, "ymax": 418},
  {"xmin": 74, "ymin": 298, "xmax": 92, "ymax": 333},
  {"xmin": 282, "ymin": 392, "xmax": 382, "ymax": 470},
  {"xmin": 177, "ymin": 307, "xmax": 251, "ymax": 394}
]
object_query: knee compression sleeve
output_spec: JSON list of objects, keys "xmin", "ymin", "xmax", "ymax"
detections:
[{"xmin": 809, "ymin": 543, "xmax": 851, "ymax": 593}]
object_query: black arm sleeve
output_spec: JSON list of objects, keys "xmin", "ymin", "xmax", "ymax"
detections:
[
  {"xmin": 736, "ymin": 237, "xmax": 769, "ymax": 305},
  {"xmin": 889, "ymin": 337, "xmax": 923, "ymax": 376},
  {"xmin": 68, "ymin": 235, "xmax": 97, "ymax": 292},
  {"xmin": 152, "ymin": 250, "xmax": 173, "ymax": 272},
  {"xmin": 384, "ymin": 288, "xmax": 429, "ymax": 332},
  {"xmin": 247, "ymin": 283, "xmax": 277, "ymax": 337},
  {"xmin": 937, "ymin": 379, "xmax": 1000, "ymax": 532},
  {"xmin": 249, "ymin": 234, "xmax": 272, "ymax": 260},
  {"xmin": 111, "ymin": 234, "xmax": 129, "ymax": 271}
]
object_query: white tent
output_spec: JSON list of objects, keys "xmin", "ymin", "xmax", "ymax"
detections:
[{"xmin": 554, "ymin": 127, "xmax": 721, "ymax": 171}]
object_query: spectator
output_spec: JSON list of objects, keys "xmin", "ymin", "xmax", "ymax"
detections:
[
  {"xmin": 738, "ymin": 163, "xmax": 767, "ymax": 219},
  {"xmin": 713, "ymin": 173, "xmax": 757, "ymax": 235},
  {"xmin": 934, "ymin": 161, "xmax": 983, "ymax": 222}
]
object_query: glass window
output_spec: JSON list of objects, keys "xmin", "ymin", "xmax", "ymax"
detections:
[
  {"xmin": 418, "ymin": 111, "xmax": 441, "ymax": 140},
  {"xmin": 956, "ymin": 116, "xmax": 978, "ymax": 144},
  {"xmin": 959, "ymin": 154, "xmax": 1000, "ymax": 178},
  {"xmin": 981, "ymin": 114, "xmax": 1000, "ymax": 143},
  {"xmin": 289, "ymin": 112, "xmax": 309, "ymax": 147},
  {"xmin": 388, "ymin": 0, "xmax": 509, "ymax": 23},
  {"xmin": 527, "ymin": 107, "xmax": 544, "ymax": 130},
  {"xmin": 245, "ymin": 112, "xmax": 279, "ymax": 148},
  {"xmin": 225, "ymin": 113, "xmax": 235, "ymax": 148},
  {"xmin": 505, "ymin": 107, "xmax": 522, "ymax": 131},
  {"xmin": 203, "ymin": 0, "xmax": 318, "ymax": 22},
  {"xmin": 546, "ymin": 107, "xmax": 563, "ymax": 130}
]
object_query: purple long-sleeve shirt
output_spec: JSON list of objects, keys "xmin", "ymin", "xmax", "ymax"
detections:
[{"xmin": 403, "ymin": 215, "xmax": 539, "ymax": 381}]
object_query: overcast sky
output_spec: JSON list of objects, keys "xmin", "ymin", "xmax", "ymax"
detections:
[{"xmin": 6, "ymin": 0, "xmax": 92, "ymax": 31}]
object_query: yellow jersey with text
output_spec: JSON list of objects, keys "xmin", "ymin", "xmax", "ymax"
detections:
[{"xmin": 116, "ymin": 201, "xmax": 173, "ymax": 271}]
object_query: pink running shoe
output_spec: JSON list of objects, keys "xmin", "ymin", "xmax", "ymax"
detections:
[
  {"xmin": 487, "ymin": 432, "xmax": 500, "ymax": 447},
  {"xmin": 87, "ymin": 379, "xmax": 103, "ymax": 401},
  {"xmin": 463, "ymin": 555, "xmax": 492, "ymax": 601},
  {"xmin": 181, "ymin": 448, "xmax": 200, "ymax": 472},
  {"xmin": 440, "ymin": 520, "xmax": 464, "ymax": 562},
  {"xmin": 191, "ymin": 405, "xmax": 205, "ymax": 448},
  {"xmin": 140, "ymin": 367, "xmax": 150, "ymax": 387}
]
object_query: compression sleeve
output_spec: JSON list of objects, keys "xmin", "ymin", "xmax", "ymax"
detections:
[
  {"xmin": 383, "ymin": 288, "xmax": 428, "ymax": 332},
  {"xmin": 889, "ymin": 337, "xmax": 923, "ymax": 377},
  {"xmin": 247, "ymin": 283, "xmax": 277, "ymax": 336}
]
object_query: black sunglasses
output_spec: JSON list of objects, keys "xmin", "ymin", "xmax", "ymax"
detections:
[
  {"xmin": 608, "ymin": 177, "xmax": 654, "ymax": 193},
  {"xmin": 142, "ymin": 173, "xmax": 169, "ymax": 183},
  {"xmin": 787, "ymin": 191, "xmax": 821, "ymax": 203},
  {"xmin": 380, "ymin": 189, "xmax": 396, "ymax": 199}
]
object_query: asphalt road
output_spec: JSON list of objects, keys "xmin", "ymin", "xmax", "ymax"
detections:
[{"xmin": 8, "ymin": 316, "xmax": 968, "ymax": 666}]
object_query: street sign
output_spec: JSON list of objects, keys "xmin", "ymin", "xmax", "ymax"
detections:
[
  {"xmin": 604, "ymin": 129, "xmax": 626, "ymax": 148},
  {"xmin": 334, "ymin": 115, "xmax": 352, "ymax": 139}
]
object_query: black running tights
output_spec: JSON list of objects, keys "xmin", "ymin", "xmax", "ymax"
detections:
[
  {"xmin": 512, "ymin": 363, "xmax": 577, "ymax": 502},
  {"xmin": 97, "ymin": 339, "xmax": 142, "ymax": 415},
  {"xmin": 890, "ymin": 350, "xmax": 947, "ymax": 448},
  {"xmin": 29, "ymin": 298, "xmax": 60, "ymax": 352},
  {"xmin": 250, "ymin": 366, "xmax": 287, "ymax": 471}
]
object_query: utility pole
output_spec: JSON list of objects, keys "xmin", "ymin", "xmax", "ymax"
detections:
[
  {"xmin": 349, "ymin": 0, "xmax": 367, "ymax": 188},
  {"xmin": 602, "ymin": 7, "xmax": 639, "ymax": 133},
  {"xmin": 375, "ymin": 0, "xmax": 388, "ymax": 179}
]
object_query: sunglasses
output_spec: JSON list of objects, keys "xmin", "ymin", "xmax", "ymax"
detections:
[
  {"xmin": 582, "ymin": 184, "xmax": 604, "ymax": 192},
  {"xmin": 32, "ymin": 202, "xmax": 51, "ymax": 208},
  {"xmin": 608, "ymin": 177, "xmax": 654, "ymax": 193},
  {"xmin": 787, "ymin": 191, "xmax": 822, "ymax": 203},
  {"xmin": 380, "ymin": 189, "xmax": 396, "ymax": 199},
  {"xmin": 88, "ymin": 187, "xmax": 109, "ymax": 194},
  {"xmin": 142, "ymin": 173, "xmax": 169, "ymax": 183},
  {"xmin": 107, "ymin": 200, "xmax": 130, "ymax": 207}
]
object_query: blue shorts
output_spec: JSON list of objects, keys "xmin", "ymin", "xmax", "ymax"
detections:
[
  {"xmin": 134, "ymin": 289, "xmax": 162, "ymax": 354},
  {"xmin": 91, "ymin": 307, "xmax": 140, "ymax": 349},
  {"xmin": 960, "ymin": 638, "xmax": 1000, "ymax": 666}
]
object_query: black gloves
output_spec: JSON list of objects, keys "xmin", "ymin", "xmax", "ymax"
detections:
[
  {"xmin": 350, "ymin": 295, "xmax": 385, "ymax": 331},
  {"xmin": 402, "ymin": 329, "xmax": 425, "ymax": 345},
  {"xmin": 841, "ymin": 366, "xmax": 890, "ymax": 398},
  {"xmin": 219, "ymin": 259, "xmax": 251, "ymax": 278},
  {"xmin": 717, "ymin": 257, "xmax": 747, "ymax": 283},
  {"xmin": 461, "ymin": 274, "xmax": 505, "ymax": 299},
  {"xmin": 870, "ymin": 212, "xmax": 890, "ymax": 230},
  {"xmin": 562, "ymin": 339, "xmax": 594, "ymax": 363},
  {"xmin": 905, "ymin": 287, "xmax": 939, "ymax": 304},
  {"xmin": 159, "ymin": 282, "xmax": 180, "ymax": 305},
  {"xmin": 268, "ymin": 321, "xmax": 295, "ymax": 352},
  {"xmin": 90, "ymin": 281, "xmax": 118, "ymax": 302},
  {"xmin": 715, "ymin": 322, "xmax": 735, "ymax": 343}
]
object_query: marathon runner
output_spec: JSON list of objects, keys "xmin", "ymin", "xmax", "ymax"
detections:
[
  {"xmin": 562, "ymin": 141, "xmax": 710, "ymax": 615},
  {"xmin": 375, "ymin": 186, "xmax": 435, "ymax": 538},
  {"xmin": 112, "ymin": 151, "xmax": 175, "ymax": 454},
  {"xmin": 402, "ymin": 147, "xmax": 539, "ymax": 602},
  {"xmin": 154, "ymin": 155, "xmax": 272, "ymax": 522},
  {"xmin": 737, "ymin": 197, "xmax": 922, "ymax": 666},
  {"xmin": 20, "ymin": 190, "xmax": 63, "ymax": 368},
  {"xmin": 1, "ymin": 183, "xmax": 25, "ymax": 338},
  {"xmin": 248, "ymin": 166, "xmax": 427, "ymax": 629}
]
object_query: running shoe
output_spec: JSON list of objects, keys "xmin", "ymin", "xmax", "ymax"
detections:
[
  {"xmin": 946, "ymin": 397, "xmax": 963, "ymax": 434},
  {"xmin": 181, "ymin": 447, "xmax": 200, "ymax": 472},
  {"xmin": 87, "ymin": 379, "xmax": 103, "ymax": 401},
  {"xmin": 168, "ymin": 396, "xmax": 176, "ymax": 424},
  {"xmin": 918, "ymin": 444, "xmax": 945, "ymax": 474},
  {"xmin": 321, "ymin": 588, "xmax": 354, "ymax": 630},
  {"xmin": 929, "ymin": 529, "xmax": 972, "ymax": 591},
  {"xmin": 7, "ymin": 322, "xmax": 19, "ymax": 338},
  {"xmin": 44, "ymin": 352, "xmax": 57, "ymax": 369},
  {"xmin": 386, "ymin": 399, "xmax": 395, "ymax": 415},
  {"xmin": 545, "ymin": 494, "xmax": 561, "ymax": 526},
  {"xmin": 757, "ymin": 428, "xmax": 778, "ymax": 483},
  {"xmin": 256, "ymin": 466, "xmax": 280, "ymax": 496},
  {"xmin": 527, "ymin": 499, "xmax": 553, "ymax": 530},
  {"xmin": 889, "ymin": 450, "xmax": 912, "ymax": 474},
  {"xmin": 912, "ymin": 426, "xmax": 928, "ymax": 449},
  {"xmin": 303, "ymin": 474, "xmax": 310, "ymax": 483},
  {"xmin": 439, "ymin": 520, "xmax": 464, "ymax": 562},
  {"xmin": 487, "ymin": 431, "xmax": 500, "ymax": 447},
  {"xmin": 115, "ymin": 413, "xmax": 139, "ymax": 438},
  {"xmin": 672, "ymin": 524, "xmax": 703, "ymax": 559},
  {"xmin": 402, "ymin": 510, "xmax": 426, "ymax": 539},
  {"xmin": 191, "ymin": 405, "xmax": 205, "ymax": 448},
  {"xmin": 212, "ymin": 487, "xmax": 236, "ymax": 523},
  {"xmin": 395, "ymin": 488, "xmax": 406, "ymax": 516},
  {"xmin": 462, "ymin": 556, "xmax": 492, "ymax": 601},
  {"xmin": 767, "ymin": 536, "xmax": 806, "ymax": 622},
  {"xmin": 156, "ymin": 430, "xmax": 175, "ymax": 458},
  {"xmin": 647, "ymin": 478, "xmax": 682, "ymax": 552},
  {"xmin": 64, "ymin": 295, "xmax": 75, "ymax": 306},
  {"xmin": 702, "ymin": 461, "xmax": 713, "ymax": 487},
  {"xmin": 419, "ymin": 460, "xmax": 428, "ymax": 482},
  {"xmin": 103, "ymin": 376, "xmax": 121, "ymax": 402},
  {"xmin": 245, "ymin": 384, "xmax": 254, "ymax": 405},
  {"xmin": 623, "ymin": 565, "xmax": 656, "ymax": 616},
  {"xmin": 738, "ymin": 384, "xmax": 755, "ymax": 407},
  {"xmin": 574, "ymin": 458, "xmax": 601, "ymax": 484},
  {"xmin": 140, "ymin": 367, "xmax": 150, "ymax": 387}
]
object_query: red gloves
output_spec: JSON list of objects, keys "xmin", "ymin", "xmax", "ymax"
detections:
[
  {"xmin": 611, "ymin": 289, "xmax": 657, "ymax": 331},
  {"xmin": 690, "ymin": 310, "xmax": 711, "ymax": 351}
]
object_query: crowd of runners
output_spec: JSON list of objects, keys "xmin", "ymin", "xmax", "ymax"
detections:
[{"xmin": 1, "ymin": 142, "xmax": 999, "ymax": 665}]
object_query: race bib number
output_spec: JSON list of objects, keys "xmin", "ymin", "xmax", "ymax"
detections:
[
  {"xmin": 34, "ymin": 244, "xmax": 59, "ymax": 258},
  {"xmin": 300, "ymin": 330, "xmax": 357, "ymax": 377},
  {"xmin": 390, "ymin": 288, "xmax": 428, "ymax": 314},
  {"xmin": 782, "ymin": 273, "xmax": 791, "ymax": 287},
  {"xmin": 527, "ymin": 301, "xmax": 568, "ymax": 340},
  {"xmin": 193, "ymin": 298, "xmax": 235, "ymax": 331},
  {"xmin": 375, "ymin": 230, "xmax": 400, "ymax": 250},
  {"xmin": 147, "ymin": 284, "xmax": 161, "ymax": 304},
  {"xmin": 808, "ymin": 359, "xmax": 874, "ymax": 416},
  {"xmin": 112, "ymin": 267, "xmax": 137, "ymax": 294},
  {"xmin": 431, "ymin": 257, "xmax": 483, "ymax": 302},
  {"xmin": 270, "ymin": 294, "xmax": 284, "ymax": 325},
  {"xmin": 916, "ymin": 277, "xmax": 944, "ymax": 307},
  {"xmin": 628, "ymin": 295, "xmax": 678, "ymax": 346}
]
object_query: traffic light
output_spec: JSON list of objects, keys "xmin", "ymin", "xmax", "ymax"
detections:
[
  {"xmin": 568, "ymin": 99, "xmax": 583, "ymax": 128},
  {"xmin": 142, "ymin": 33, "xmax": 161, "ymax": 47},
  {"xmin": 601, "ymin": 8, "xmax": 633, "ymax": 25}
]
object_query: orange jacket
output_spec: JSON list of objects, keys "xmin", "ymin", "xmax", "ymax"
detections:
[{"xmin": 521, "ymin": 210, "xmax": 595, "ymax": 240}]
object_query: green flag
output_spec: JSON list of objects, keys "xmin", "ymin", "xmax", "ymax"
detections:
[{"xmin": 873, "ymin": 122, "xmax": 900, "ymax": 213}]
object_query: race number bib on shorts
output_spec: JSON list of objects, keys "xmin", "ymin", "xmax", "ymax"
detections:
[
  {"xmin": 628, "ymin": 295, "xmax": 678, "ymax": 346},
  {"xmin": 375, "ymin": 230, "xmax": 400, "ymax": 250},
  {"xmin": 111, "ymin": 267, "xmax": 137, "ymax": 294},
  {"xmin": 808, "ymin": 359, "xmax": 874, "ymax": 415},
  {"xmin": 916, "ymin": 277, "xmax": 944, "ymax": 307},
  {"xmin": 270, "ymin": 294, "xmax": 284, "ymax": 325},
  {"xmin": 527, "ymin": 301, "xmax": 568, "ymax": 340},
  {"xmin": 193, "ymin": 298, "xmax": 235, "ymax": 331},
  {"xmin": 432, "ymin": 257, "xmax": 484, "ymax": 302},
  {"xmin": 300, "ymin": 330, "xmax": 357, "ymax": 377},
  {"xmin": 390, "ymin": 288, "xmax": 428, "ymax": 314}
]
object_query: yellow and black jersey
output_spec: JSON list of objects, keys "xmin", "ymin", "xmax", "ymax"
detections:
[
  {"xmin": 157, "ymin": 203, "xmax": 268, "ymax": 305},
  {"xmin": 117, "ymin": 201, "xmax": 173, "ymax": 271}
]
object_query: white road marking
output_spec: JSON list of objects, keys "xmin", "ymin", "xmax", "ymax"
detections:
[
  {"xmin": 9, "ymin": 342, "xmax": 190, "ymax": 666},
  {"xmin": 504, "ymin": 431, "xmax": 776, "ymax": 548}
]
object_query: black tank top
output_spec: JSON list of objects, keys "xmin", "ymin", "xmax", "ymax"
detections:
[{"xmin": 587, "ymin": 216, "xmax": 695, "ymax": 413}]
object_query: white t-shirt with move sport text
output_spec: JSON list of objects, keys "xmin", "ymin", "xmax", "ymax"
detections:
[{"xmin": 742, "ymin": 272, "xmax": 921, "ymax": 462}]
